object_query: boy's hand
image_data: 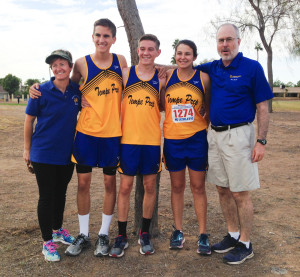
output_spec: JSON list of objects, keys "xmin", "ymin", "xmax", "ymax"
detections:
[
  {"xmin": 156, "ymin": 66, "xmax": 167, "ymax": 79},
  {"xmin": 29, "ymin": 83, "xmax": 41, "ymax": 99},
  {"xmin": 81, "ymin": 95, "xmax": 91, "ymax": 108}
]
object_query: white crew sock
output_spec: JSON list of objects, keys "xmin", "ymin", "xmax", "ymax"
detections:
[
  {"xmin": 78, "ymin": 214, "xmax": 89, "ymax": 236},
  {"xmin": 239, "ymin": 240, "xmax": 250, "ymax": 249},
  {"xmin": 229, "ymin": 231, "xmax": 240, "ymax": 240},
  {"xmin": 99, "ymin": 213, "xmax": 113, "ymax": 236}
]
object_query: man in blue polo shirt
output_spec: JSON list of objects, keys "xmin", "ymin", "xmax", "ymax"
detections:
[{"xmin": 197, "ymin": 23, "xmax": 273, "ymax": 265}]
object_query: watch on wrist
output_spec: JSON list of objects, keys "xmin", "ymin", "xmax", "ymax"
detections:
[{"xmin": 257, "ymin": 139, "xmax": 267, "ymax": 145}]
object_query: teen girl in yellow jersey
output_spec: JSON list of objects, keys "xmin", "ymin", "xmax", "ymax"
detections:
[{"xmin": 162, "ymin": 40, "xmax": 211, "ymax": 255}]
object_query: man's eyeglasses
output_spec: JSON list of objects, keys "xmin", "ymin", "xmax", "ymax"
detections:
[{"xmin": 217, "ymin": 37, "xmax": 239, "ymax": 44}]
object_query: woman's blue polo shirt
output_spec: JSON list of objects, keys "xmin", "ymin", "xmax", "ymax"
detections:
[
  {"xmin": 25, "ymin": 77, "xmax": 81, "ymax": 165},
  {"xmin": 197, "ymin": 52, "xmax": 273, "ymax": 126}
]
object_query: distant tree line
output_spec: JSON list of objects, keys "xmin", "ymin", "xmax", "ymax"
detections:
[
  {"xmin": 0, "ymin": 74, "xmax": 45, "ymax": 98},
  {"xmin": 273, "ymin": 79, "xmax": 300, "ymax": 88}
]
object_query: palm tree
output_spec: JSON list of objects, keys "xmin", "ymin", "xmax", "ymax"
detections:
[
  {"xmin": 170, "ymin": 39, "xmax": 180, "ymax": 64},
  {"xmin": 254, "ymin": 42, "xmax": 263, "ymax": 61}
]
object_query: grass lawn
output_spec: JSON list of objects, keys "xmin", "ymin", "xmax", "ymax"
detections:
[
  {"xmin": 0, "ymin": 102, "xmax": 27, "ymax": 106},
  {"xmin": 272, "ymin": 99, "xmax": 300, "ymax": 112}
]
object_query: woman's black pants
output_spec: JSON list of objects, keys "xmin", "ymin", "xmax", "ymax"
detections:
[{"xmin": 32, "ymin": 162, "xmax": 74, "ymax": 241}]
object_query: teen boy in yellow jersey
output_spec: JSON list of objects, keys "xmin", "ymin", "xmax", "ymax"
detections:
[
  {"xmin": 109, "ymin": 34, "xmax": 166, "ymax": 258},
  {"xmin": 29, "ymin": 18, "xmax": 128, "ymax": 257},
  {"xmin": 66, "ymin": 18, "xmax": 128, "ymax": 257}
]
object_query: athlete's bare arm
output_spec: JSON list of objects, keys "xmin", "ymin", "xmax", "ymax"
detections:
[
  {"xmin": 71, "ymin": 57, "xmax": 86, "ymax": 84},
  {"xmin": 118, "ymin": 54, "xmax": 128, "ymax": 70},
  {"xmin": 121, "ymin": 67, "xmax": 130, "ymax": 87},
  {"xmin": 159, "ymin": 76, "xmax": 166, "ymax": 112},
  {"xmin": 155, "ymin": 64, "xmax": 176, "ymax": 79},
  {"xmin": 160, "ymin": 69, "xmax": 173, "ymax": 111},
  {"xmin": 166, "ymin": 69, "xmax": 173, "ymax": 81},
  {"xmin": 201, "ymin": 72, "xmax": 211, "ymax": 125}
]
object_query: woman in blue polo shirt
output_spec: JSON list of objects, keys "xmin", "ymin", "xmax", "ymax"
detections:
[{"xmin": 23, "ymin": 49, "xmax": 81, "ymax": 262}]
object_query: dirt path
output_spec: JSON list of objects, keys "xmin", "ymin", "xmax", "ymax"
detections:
[{"xmin": 0, "ymin": 105, "xmax": 299, "ymax": 276}]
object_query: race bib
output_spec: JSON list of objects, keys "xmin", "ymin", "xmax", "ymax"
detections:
[{"xmin": 172, "ymin": 104, "xmax": 194, "ymax": 123}]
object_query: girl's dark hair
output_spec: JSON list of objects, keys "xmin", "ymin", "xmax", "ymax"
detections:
[{"xmin": 175, "ymin": 39, "xmax": 198, "ymax": 57}]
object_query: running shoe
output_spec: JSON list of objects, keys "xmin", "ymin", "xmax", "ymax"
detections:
[
  {"xmin": 42, "ymin": 240, "xmax": 60, "ymax": 262},
  {"xmin": 169, "ymin": 227, "xmax": 185, "ymax": 249},
  {"xmin": 197, "ymin": 233, "xmax": 211, "ymax": 255},
  {"xmin": 65, "ymin": 233, "xmax": 91, "ymax": 256},
  {"xmin": 138, "ymin": 232, "xmax": 155, "ymax": 255},
  {"xmin": 94, "ymin": 234, "xmax": 109, "ymax": 257},
  {"xmin": 223, "ymin": 242, "xmax": 254, "ymax": 265},
  {"xmin": 52, "ymin": 228, "xmax": 75, "ymax": 245},
  {"xmin": 109, "ymin": 235, "xmax": 128, "ymax": 258},
  {"xmin": 211, "ymin": 233, "xmax": 239, "ymax": 253}
]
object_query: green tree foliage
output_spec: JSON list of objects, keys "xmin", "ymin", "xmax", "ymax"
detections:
[
  {"xmin": 170, "ymin": 39, "xmax": 180, "ymax": 65},
  {"xmin": 2, "ymin": 74, "xmax": 21, "ymax": 97},
  {"xmin": 285, "ymin": 81, "xmax": 295, "ymax": 87},
  {"xmin": 273, "ymin": 79, "xmax": 284, "ymax": 87},
  {"xmin": 274, "ymin": 80, "xmax": 299, "ymax": 87},
  {"xmin": 24, "ymin": 78, "xmax": 40, "ymax": 96},
  {"xmin": 254, "ymin": 42, "xmax": 263, "ymax": 61},
  {"xmin": 290, "ymin": 11, "xmax": 300, "ymax": 55}
]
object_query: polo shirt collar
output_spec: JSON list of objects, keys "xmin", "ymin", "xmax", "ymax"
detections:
[
  {"xmin": 49, "ymin": 76, "xmax": 74, "ymax": 91},
  {"xmin": 49, "ymin": 77, "xmax": 56, "ymax": 91},
  {"xmin": 218, "ymin": 52, "xmax": 243, "ymax": 69}
]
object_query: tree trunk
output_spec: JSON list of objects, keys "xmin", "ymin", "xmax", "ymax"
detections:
[
  {"xmin": 116, "ymin": 0, "xmax": 144, "ymax": 65},
  {"xmin": 267, "ymin": 49, "xmax": 273, "ymax": 113},
  {"xmin": 116, "ymin": 0, "xmax": 160, "ymax": 237}
]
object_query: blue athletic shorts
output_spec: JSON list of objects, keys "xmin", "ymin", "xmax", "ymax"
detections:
[
  {"xmin": 163, "ymin": 130, "xmax": 208, "ymax": 172},
  {"xmin": 118, "ymin": 144, "xmax": 161, "ymax": 176},
  {"xmin": 72, "ymin": 131, "xmax": 120, "ymax": 168}
]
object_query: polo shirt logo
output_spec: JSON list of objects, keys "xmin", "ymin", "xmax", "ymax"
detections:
[
  {"xmin": 72, "ymin": 96, "xmax": 79, "ymax": 105},
  {"xmin": 230, "ymin": 75, "xmax": 242, "ymax": 81}
]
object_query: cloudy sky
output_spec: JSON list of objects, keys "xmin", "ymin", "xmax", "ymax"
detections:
[{"xmin": 1, "ymin": 0, "xmax": 299, "ymax": 84}]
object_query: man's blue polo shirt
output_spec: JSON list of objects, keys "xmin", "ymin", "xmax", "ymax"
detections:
[
  {"xmin": 25, "ymin": 77, "xmax": 81, "ymax": 165},
  {"xmin": 196, "ymin": 52, "xmax": 273, "ymax": 126}
]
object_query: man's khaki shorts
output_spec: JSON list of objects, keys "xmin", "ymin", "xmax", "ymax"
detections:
[{"xmin": 207, "ymin": 123, "xmax": 260, "ymax": 192}]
